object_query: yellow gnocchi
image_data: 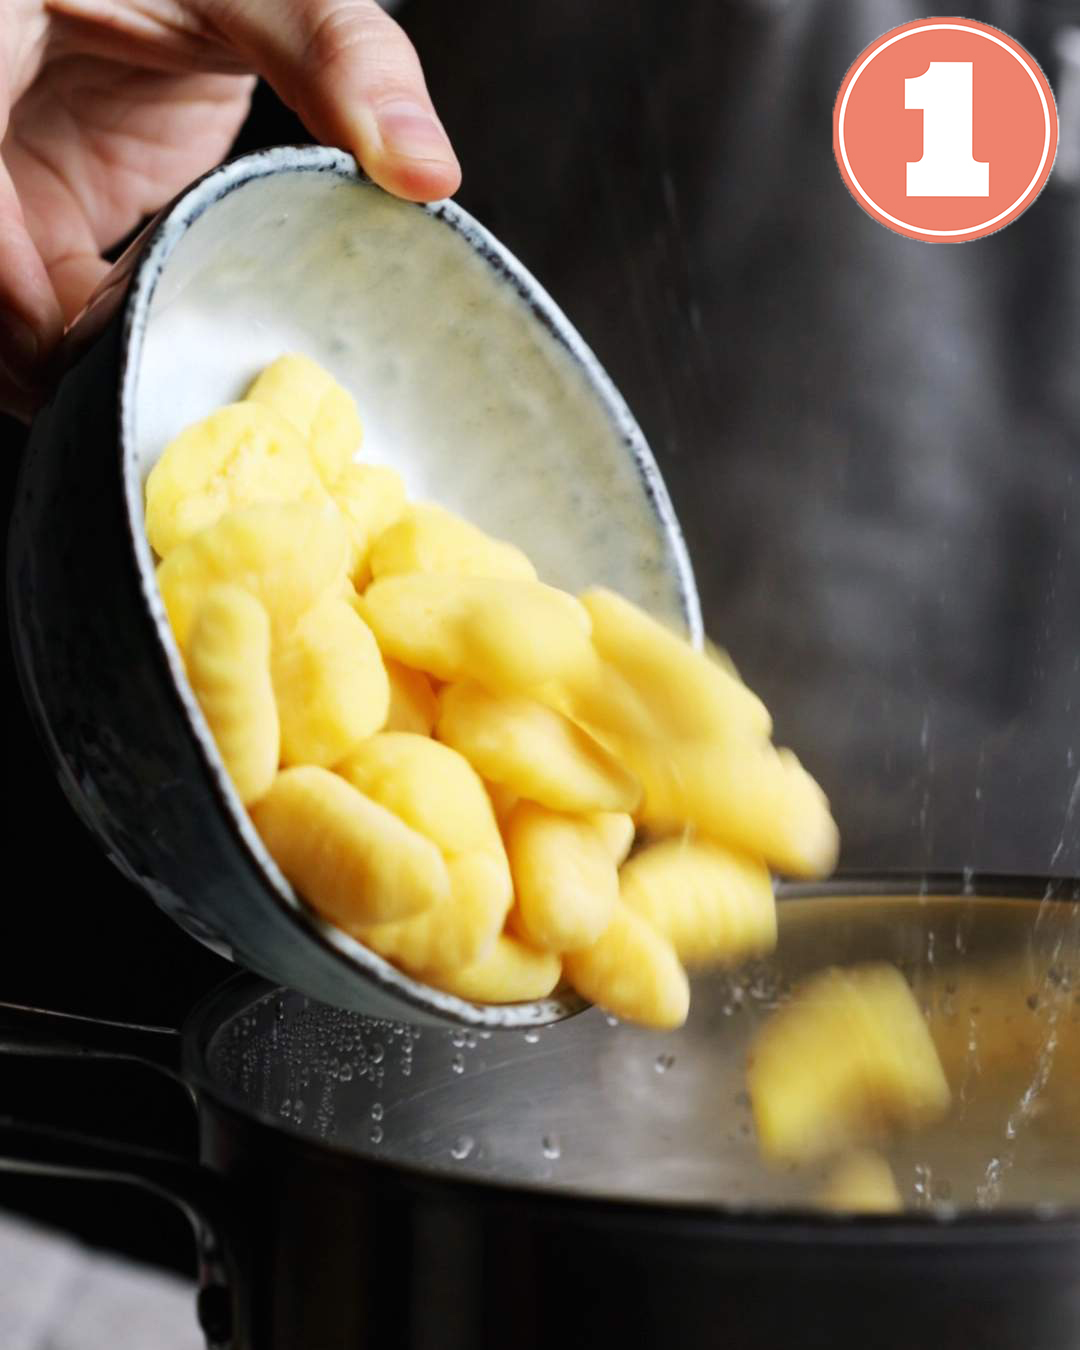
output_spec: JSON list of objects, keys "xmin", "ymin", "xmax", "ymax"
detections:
[
  {"xmin": 506, "ymin": 802, "xmax": 619, "ymax": 952},
  {"xmin": 359, "ymin": 574, "xmax": 593, "ymax": 692},
  {"xmin": 251, "ymin": 766, "xmax": 449, "ymax": 930},
  {"xmin": 146, "ymin": 402, "xmax": 321, "ymax": 558},
  {"xmin": 156, "ymin": 501, "xmax": 349, "ymax": 651},
  {"xmin": 271, "ymin": 596, "xmax": 389, "ymax": 767},
  {"xmin": 370, "ymin": 502, "xmax": 536, "ymax": 583},
  {"xmin": 632, "ymin": 738, "xmax": 839, "ymax": 880},
  {"xmin": 436, "ymin": 681, "xmax": 640, "ymax": 815},
  {"xmin": 817, "ymin": 1152, "xmax": 903, "ymax": 1213},
  {"xmin": 618, "ymin": 838, "xmax": 776, "ymax": 967},
  {"xmin": 563, "ymin": 904, "xmax": 690, "ymax": 1031},
  {"xmin": 149, "ymin": 355, "xmax": 840, "ymax": 1025},
  {"xmin": 337, "ymin": 732, "xmax": 504, "ymax": 860},
  {"xmin": 244, "ymin": 352, "xmax": 362, "ymax": 485},
  {"xmin": 747, "ymin": 963, "xmax": 951, "ymax": 1166},
  {"xmin": 331, "ymin": 463, "xmax": 407, "ymax": 585},
  {"xmin": 383, "ymin": 660, "xmax": 439, "ymax": 736},
  {"xmin": 186, "ymin": 584, "xmax": 279, "ymax": 806},
  {"xmin": 428, "ymin": 934, "xmax": 562, "ymax": 1003},
  {"xmin": 362, "ymin": 850, "xmax": 512, "ymax": 976}
]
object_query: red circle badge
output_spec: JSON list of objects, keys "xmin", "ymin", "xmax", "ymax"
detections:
[{"xmin": 834, "ymin": 17, "xmax": 1058, "ymax": 242}]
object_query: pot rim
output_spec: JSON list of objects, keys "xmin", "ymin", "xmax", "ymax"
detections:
[
  {"xmin": 181, "ymin": 868, "xmax": 1080, "ymax": 1237},
  {"xmin": 109, "ymin": 142, "xmax": 697, "ymax": 1029}
]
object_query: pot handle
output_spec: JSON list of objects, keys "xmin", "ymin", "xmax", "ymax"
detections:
[
  {"xmin": 0, "ymin": 1116, "xmax": 243, "ymax": 1348},
  {"xmin": 0, "ymin": 1002, "xmax": 241, "ymax": 1347},
  {"xmin": 0, "ymin": 999, "xmax": 184, "ymax": 1078}
]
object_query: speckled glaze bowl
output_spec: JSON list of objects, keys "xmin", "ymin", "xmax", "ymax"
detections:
[{"xmin": 7, "ymin": 145, "xmax": 701, "ymax": 1028}]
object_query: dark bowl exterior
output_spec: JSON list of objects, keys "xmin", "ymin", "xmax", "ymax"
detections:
[
  {"xmin": 194, "ymin": 1087, "xmax": 1080, "ymax": 1350},
  {"xmin": 9, "ymin": 308, "xmax": 261, "ymax": 962},
  {"xmin": 7, "ymin": 289, "xmax": 425, "ymax": 1020}
]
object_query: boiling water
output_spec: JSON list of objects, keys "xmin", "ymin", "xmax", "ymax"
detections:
[{"xmin": 206, "ymin": 892, "xmax": 1079, "ymax": 1212}]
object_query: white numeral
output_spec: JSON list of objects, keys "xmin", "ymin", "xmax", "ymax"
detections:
[{"xmin": 906, "ymin": 62, "xmax": 990, "ymax": 197}]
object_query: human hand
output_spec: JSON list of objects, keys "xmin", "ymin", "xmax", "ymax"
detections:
[{"xmin": 0, "ymin": 0, "xmax": 460, "ymax": 420}]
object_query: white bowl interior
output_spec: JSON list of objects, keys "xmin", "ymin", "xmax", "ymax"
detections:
[{"xmin": 128, "ymin": 155, "xmax": 697, "ymax": 630}]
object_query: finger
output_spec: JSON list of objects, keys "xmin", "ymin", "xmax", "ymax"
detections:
[
  {"xmin": 0, "ymin": 157, "xmax": 64, "ymax": 393},
  {"xmin": 48, "ymin": 251, "xmax": 111, "ymax": 325},
  {"xmin": 212, "ymin": 0, "xmax": 460, "ymax": 201}
]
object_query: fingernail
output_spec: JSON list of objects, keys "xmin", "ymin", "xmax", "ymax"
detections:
[
  {"xmin": 0, "ymin": 313, "xmax": 40, "ymax": 377},
  {"xmin": 375, "ymin": 100, "xmax": 454, "ymax": 162}
]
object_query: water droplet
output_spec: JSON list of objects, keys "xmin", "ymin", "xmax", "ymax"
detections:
[
  {"xmin": 542, "ymin": 1134, "xmax": 561, "ymax": 1160},
  {"xmin": 371, "ymin": 1102, "xmax": 383, "ymax": 1122},
  {"xmin": 293, "ymin": 1101, "xmax": 306, "ymax": 1124},
  {"xmin": 451, "ymin": 1054, "xmax": 466, "ymax": 1075},
  {"xmin": 450, "ymin": 1135, "xmax": 475, "ymax": 1161},
  {"xmin": 523, "ymin": 1030, "xmax": 541, "ymax": 1044},
  {"xmin": 605, "ymin": 1016, "xmax": 619, "ymax": 1028},
  {"xmin": 654, "ymin": 1053, "xmax": 676, "ymax": 1074},
  {"xmin": 451, "ymin": 1030, "xmax": 468, "ymax": 1048},
  {"xmin": 370, "ymin": 1043, "xmax": 385, "ymax": 1065},
  {"xmin": 338, "ymin": 1063, "xmax": 353, "ymax": 1082},
  {"xmin": 370, "ymin": 1125, "xmax": 384, "ymax": 1145}
]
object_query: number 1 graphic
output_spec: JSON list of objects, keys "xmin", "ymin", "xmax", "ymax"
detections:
[{"xmin": 906, "ymin": 61, "xmax": 990, "ymax": 196}]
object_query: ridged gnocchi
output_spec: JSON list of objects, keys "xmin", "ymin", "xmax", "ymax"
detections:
[{"xmin": 147, "ymin": 355, "xmax": 840, "ymax": 1028}]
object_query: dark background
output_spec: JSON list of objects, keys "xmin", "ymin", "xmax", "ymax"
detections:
[{"xmin": 3, "ymin": 0, "xmax": 1078, "ymax": 1276}]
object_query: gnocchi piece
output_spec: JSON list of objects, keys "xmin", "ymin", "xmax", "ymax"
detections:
[
  {"xmin": 817, "ymin": 1152, "xmax": 903, "ymax": 1214},
  {"xmin": 145, "ymin": 403, "xmax": 321, "ymax": 558},
  {"xmin": 588, "ymin": 811, "xmax": 636, "ymax": 865},
  {"xmin": 579, "ymin": 587, "xmax": 772, "ymax": 739},
  {"xmin": 358, "ymin": 574, "xmax": 593, "ymax": 692},
  {"xmin": 186, "ymin": 585, "xmax": 279, "ymax": 805},
  {"xmin": 370, "ymin": 503, "xmax": 536, "ymax": 583},
  {"xmin": 271, "ymin": 596, "xmax": 389, "ymax": 767},
  {"xmin": 157, "ymin": 501, "xmax": 349, "ymax": 650},
  {"xmin": 428, "ymin": 934, "xmax": 562, "ymax": 1003},
  {"xmin": 362, "ymin": 850, "xmax": 512, "ymax": 975},
  {"xmin": 436, "ymin": 681, "xmax": 640, "ymax": 815},
  {"xmin": 331, "ymin": 464, "xmax": 407, "ymax": 585},
  {"xmin": 383, "ymin": 660, "xmax": 439, "ymax": 736},
  {"xmin": 618, "ymin": 837, "xmax": 776, "ymax": 966},
  {"xmin": 483, "ymin": 779, "xmax": 519, "ymax": 828},
  {"xmin": 337, "ymin": 732, "xmax": 504, "ymax": 859},
  {"xmin": 563, "ymin": 904, "xmax": 690, "ymax": 1030},
  {"xmin": 506, "ymin": 802, "xmax": 619, "ymax": 952},
  {"xmin": 251, "ymin": 766, "xmax": 449, "ymax": 929},
  {"xmin": 245, "ymin": 353, "xmax": 362, "ymax": 484},
  {"xmin": 632, "ymin": 738, "xmax": 839, "ymax": 880},
  {"xmin": 747, "ymin": 963, "xmax": 951, "ymax": 1167}
]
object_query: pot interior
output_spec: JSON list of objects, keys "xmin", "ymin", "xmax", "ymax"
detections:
[{"xmin": 198, "ymin": 883, "xmax": 1079, "ymax": 1214}]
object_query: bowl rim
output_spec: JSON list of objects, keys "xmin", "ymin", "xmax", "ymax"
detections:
[
  {"xmin": 112, "ymin": 143, "xmax": 699, "ymax": 1029},
  {"xmin": 181, "ymin": 870, "xmax": 1080, "ymax": 1233}
]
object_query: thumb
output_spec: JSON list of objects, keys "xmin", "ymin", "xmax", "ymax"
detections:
[{"xmin": 214, "ymin": 0, "xmax": 460, "ymax": 202}]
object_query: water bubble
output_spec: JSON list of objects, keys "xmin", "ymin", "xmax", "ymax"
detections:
[
  {"xmin": 338, "ymin": 1063, "xmax": 353, "ymax": 1082},
  {"xmin": 542, "ymin": 1134, "xmax": 561, "ymax": 1160},
  {"xmin": 451, "ymin": 1054, "xmax": 466, "ymax": 1075},
  {"xmin": 451, "ymin": 1030, "xmax": 468, "ymax": 1048},
  {"xmin": 371, "ymin": 1103, "xmax": 384, "ymax": 1122},
  {"xmin": 293, "ymin": 1101, "xmax": 306, "ymax": 1124},
  {"xmin": 605, "ymin": 1016, "xmax": 620, "ymax": 1028},
  {"xmin": 450, "ymin": 1135, "xmax": 475, "ymax": 1161},
  {"xmin": 654, "ymin": 1053, "xmax": 676, "ymax": 1074},
  {"xmin": 371, "ymin": 1043, "xmax": 385, "ymax": 1065},
  {"xmin": 370, "ymin": 1125, "xmax": 384, "ymax": 1146},
  {"xmin": 523, "ymin": 1030, "xmax": 541, "ymax": 1045}
]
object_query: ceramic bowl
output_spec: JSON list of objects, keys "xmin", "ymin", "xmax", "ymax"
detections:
[{"xmin": 8, "ymin": 145, "xmax": 701, "ymax": 1027}]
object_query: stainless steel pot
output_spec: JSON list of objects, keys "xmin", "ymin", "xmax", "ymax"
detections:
[{"xmin": 2, "ymin": 873, "xmax": 1077, "ymax": 1350}]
